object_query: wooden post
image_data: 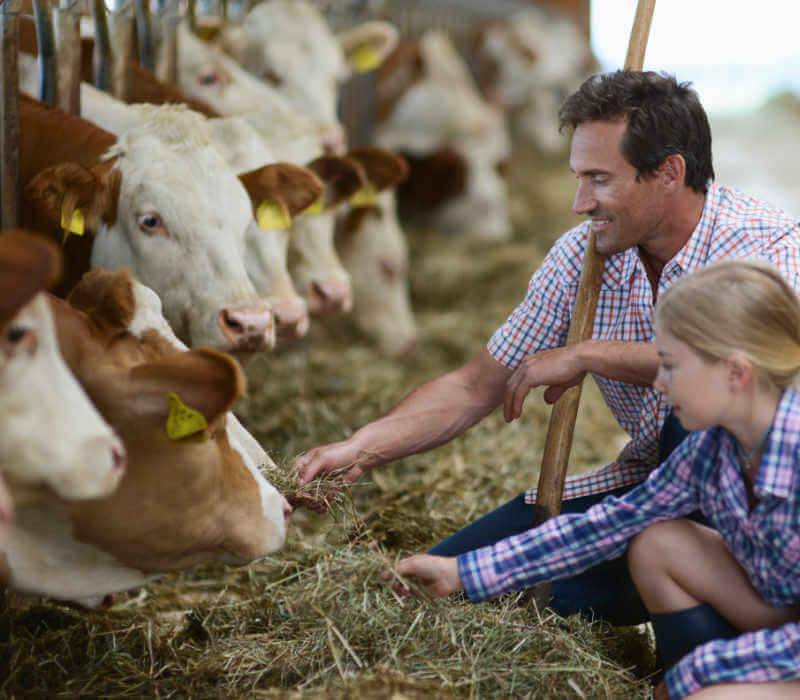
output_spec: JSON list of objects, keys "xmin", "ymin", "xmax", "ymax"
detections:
[
  {"xmin": 530, "ymin": 0, "xmax": 656, "ymax": 607},
  {"xmin": 108, "ymin": 0, "xmax": 134, "ymax": 101},
  {"xmin": 154, "ymin": 0, "xmax": 179, "ymax": 85},
  {"xmin": 1, "ymin": 0, "xmax": 22, "ymax": 229}
]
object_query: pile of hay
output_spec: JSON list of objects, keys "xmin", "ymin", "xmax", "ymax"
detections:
[{"xmin": 1, "ymin": 146, "xmax": 654, "ymax": 696}]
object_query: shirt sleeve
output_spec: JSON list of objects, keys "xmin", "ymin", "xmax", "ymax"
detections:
[
  {"xmin": 487, "ymin": 226, "xmax": 587, "ymax": 370},
  {"xmin": 458, "ymin": 434, "xmax": 706, "ymax": 602},
  {"xmin": 665, "ymin": 621, "xmax": 800, "ymax": 698}
]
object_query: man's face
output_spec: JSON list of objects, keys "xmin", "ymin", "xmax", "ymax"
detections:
[{"xmin": 569, "ymin": 119, "xmax": 667, "ymax": 256}]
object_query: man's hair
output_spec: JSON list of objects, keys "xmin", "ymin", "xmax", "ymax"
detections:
[{"xmin": 559, "ymin": 70, "xmax": 714, "ymax": 193}]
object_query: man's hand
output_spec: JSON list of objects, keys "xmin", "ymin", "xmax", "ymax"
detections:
[
  {"xmin": 503, "ymin": 345, "xmax": 586, "ymax": 421},
  {"xmin": 381, "ymin": 554, "xmax": 463, "ymax": 598},
  {"xmin": 294, "ymin": 439, "xmax": 368, "ymax": 486}
]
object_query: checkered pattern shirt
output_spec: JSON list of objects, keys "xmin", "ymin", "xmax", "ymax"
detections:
[
  {"xmin": 459, "ymin": 388, "xmax": 800, "ymax": 698},
  {"xmin": 487, "ymin": 183, "xmax": 800, "ymax": 502}
]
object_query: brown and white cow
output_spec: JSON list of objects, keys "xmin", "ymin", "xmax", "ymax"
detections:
[
  {"xmin": 335, "ymin": 147, "xmax": 417, "ymax": 357},
  {"xmin": 0, "ymin": 231, "xmax": 125, "ymax": 509},
  {"xmin": 471, "ymin": 6, "xmax": 594, "ymax": 153},
  {"xmin": 0, "ymin": 267, "xmax": 291, "ymax": 607},
  {"xmin": 375, "ymin": 31, "xmax": 512, "ymax": 240},
  {"xmin": 19, "ymin": 94, "xmax": 290, "ymax": 353},
  {"xmin": 217, "ymin": 0, "xmax": 398, "ymax": 154}
]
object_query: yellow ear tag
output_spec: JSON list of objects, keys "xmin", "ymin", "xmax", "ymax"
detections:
[
  {"xmin": 165, "ymin": 393, "xmax": 208, "ymax": 441},
  {"xmin": 60, "ymin": 208, "xmax": 85, "ymax": 236},
  {"xmin": 256, "ymin": 200, "xmax": 292, "ymax": 230},
  {"xmin": 349, "ymin": 183, "xmax": 378, "ymax": 207},
  {"xmin": 302, "ymin": 196, "xmax": 325, "ymax": 216},
  {"xmin": 350, "ymin": 44, "xmax": 382, "ymax": 73}
]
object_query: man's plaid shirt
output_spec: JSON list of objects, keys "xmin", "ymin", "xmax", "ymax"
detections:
[{"xmin": 487, "ymin": 183, "xmax": 800, "ymax": 501}]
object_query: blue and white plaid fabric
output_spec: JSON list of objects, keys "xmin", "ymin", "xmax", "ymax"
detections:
[
  {"xmin": 459, "ymin": 389, "xmax": 800, "ymax": 698},
  {"xmin": 487, "ymin": 183, "xmax": 800, "ymax": 501}
]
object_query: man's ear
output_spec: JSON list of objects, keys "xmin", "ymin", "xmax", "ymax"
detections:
[
  {"xmin": 660, "ymin": 154, "xmax": 686, "ymax": 189},
  {"xmin": 24, "ymin": 157, "xmax": 121, "ymax": 237}
]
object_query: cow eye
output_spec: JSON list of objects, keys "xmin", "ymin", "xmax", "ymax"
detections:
[
  {"xmin": 138, "ymin": 213, "xmax": 167, "ymax": 237},
  {"xmin": 379, "ymin": 260, "xmax": 398, "ymax": 281},
  {"xmin": 198, "ymin": 69, "xmax": 220, "ymax": 86},
  {"xmin": 6, "ymin": 325, "xmax": 27, "ymax": 344},
  {"xmin": 262, "ymin": 67, "xmax": 283, "ymax": 86}
]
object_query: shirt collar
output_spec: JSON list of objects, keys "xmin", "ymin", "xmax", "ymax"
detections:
[{"xmin": 751, "ymin": 388, "xmax": 800, "ymax": 499}]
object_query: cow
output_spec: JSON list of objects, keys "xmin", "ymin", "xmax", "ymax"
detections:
[
  {"xmin": 19, "ymin": 93, "xmax": 293, "ymax": 353},
  {"xmin": 375, "ymin": 31, "xmax": 512, "ymax": 240},
  {"xmin": 335, "ymin": 147, "xmax": 417, "ymax": 357},
  {"xmin": 0, "ymin": 267, "xmax": 291, "ymax": 607},
  {"xmin": 470, "ymin": 6, "xmax": 594, "ymax": 153},
  {"xmin": 216, "ymin": 0, "xmax": 398, "ymax": 154},
  {"xmin": 0, "ymin": 231, "xmax": 125, "ymax": 510},
  {"xmin": 172, "ymin": 26, "xmax": 360, "ymax": 317}
]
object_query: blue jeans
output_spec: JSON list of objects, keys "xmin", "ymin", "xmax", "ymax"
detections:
[{"xmin": 428, "ymin": 409, "xmax": 695, "ymax": 625}]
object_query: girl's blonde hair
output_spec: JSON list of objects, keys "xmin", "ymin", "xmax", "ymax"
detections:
[{"xmin": 655, "ymin": 259, "xmax": 800, "ymax": 389}]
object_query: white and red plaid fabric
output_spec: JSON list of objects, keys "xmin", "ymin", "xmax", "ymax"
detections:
[{"xmin": 487, "ymin": 184, "xmax": 800, "ymax": 502}]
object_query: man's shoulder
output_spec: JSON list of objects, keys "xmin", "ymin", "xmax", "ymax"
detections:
[{"xmin": 711, "ymin": 184, "xmax": 800, "ymax": 236}]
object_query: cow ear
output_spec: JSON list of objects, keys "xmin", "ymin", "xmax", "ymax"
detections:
[
  {"xmin": 129, "ymin": 347, "xmax": 245, "ymax": 438},
  {"xmin": 398, "ymin": 146, "xmax": 467, "ymax": 213},
  {"xmin": 375, "ymin": 42, "xmax": 425, "ymax": 122},
  {"xmin": 306, "ymin": 155, "xmax": 367, "ymax": 209},
  {"xmin": 0, "ymin": 230, "xmax": 61, "ymax": 330},
  {"xmin": 347, "ymin": 146, "xmax": 409, "ymax": 191},
  {"xmin": 23, "ymin": 158, "xmax": 121, "ymax": 238},
  {"xmin": 67, "ymin": 268, "xmax": 137, "ymax": 331},
  {"xmin": 239, "ymin": 163, "xmax": 324, "ymax": 228},
  {"xmin": 338, "ymin": 20, "xmax": 399, "ymax": 73}
]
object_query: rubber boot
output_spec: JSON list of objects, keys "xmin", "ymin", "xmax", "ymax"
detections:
[{"xmin": 650, "ymin": 604, "xmax": 739, "ymax": 669}]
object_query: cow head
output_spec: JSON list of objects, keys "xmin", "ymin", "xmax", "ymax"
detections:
[
  {"xmin": 0, "ymin": 231, "xmax": 126, "ymax": 504},
  {"xmin": 335, "ymin": 148, "xmax": 416, "ymax": 356},
  {"xmin": 59, "ymin": 268, "xmax": 291, "ymax": 572},
  {"xmin": 23, "ymin": 101, "xmax": 276, "ymax": 353},
  {"xmin": 375, "ymin": 31, "xmax": 512, "ymax": 239}
]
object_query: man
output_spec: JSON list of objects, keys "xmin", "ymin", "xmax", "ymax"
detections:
[{"xmin": 296, "ymin": 70, "xmax": 800, "ymax": 624}]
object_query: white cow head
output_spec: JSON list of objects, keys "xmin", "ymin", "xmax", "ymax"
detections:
[
  {"xmin": 219, "ymin": 0, "xmax": 398, "ymax": 154},
  {"xmin": 24, "ymin": 101, "xmax": 277, "ymax": 353},
  {"xmin": 471, "ymin": 7, "xmax": 593, "ymax": 153},
  {"xmin": 375, "ymin": 31, "xmax": 512, "ymax": 239}
]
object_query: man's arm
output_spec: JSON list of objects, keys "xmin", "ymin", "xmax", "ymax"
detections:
[
  {"xmin": 296, "ymin": 348, "xmax": 513, "ymax": 485},
  {"xmin": 504, "ymin": 339, "xmax": 659, "ymax": 420}
]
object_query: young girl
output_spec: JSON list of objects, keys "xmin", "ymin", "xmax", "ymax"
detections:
[{"xmin": 386, "ymin": 260, "xmax": 800, "ymax": 699}]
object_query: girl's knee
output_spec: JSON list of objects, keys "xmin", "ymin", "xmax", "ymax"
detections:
[{"xmin": 627, "ymin": 519, "xmax": 677, "ymax": 573}]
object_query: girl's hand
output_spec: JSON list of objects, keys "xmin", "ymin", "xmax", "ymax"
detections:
[{"xmin": 382, "ymin": 554, "xmax": 463, "ymax": 598}]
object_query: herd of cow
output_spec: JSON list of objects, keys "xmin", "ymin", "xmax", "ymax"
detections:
[{"xmin": 1, "ymin": 1, "xmax": 591, "ymax": 608}]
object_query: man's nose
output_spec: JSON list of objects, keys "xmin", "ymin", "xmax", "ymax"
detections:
[{"xmin": 572, "ymin": 183, "xmax": 596, "ymax": 215}]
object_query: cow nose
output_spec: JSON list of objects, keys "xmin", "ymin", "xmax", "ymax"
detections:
[
  {"xmin": 307, "ymin": 279, "xmax": 352, "ymax": 316},
  {"xmin": 282, "ymin": 498, "xmax": 293, "ymax": 523},
  {"xmin": 273, "ymin": 298, "xmax": 310, "ymax": 339},
  {"xmin": 218, "ymin": 305, "xmax": 276, "ymax": 352},
  {"xmin": 320, "ymin": 125, "xmax": 347, "ymax": 155}
]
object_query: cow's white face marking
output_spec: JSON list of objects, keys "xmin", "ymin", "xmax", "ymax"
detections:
[
  {"xmin": 89, "ymin": 105, "xmax": 267, "ymax": 349},
  {"xmin": 0, "ymin": 294, "xmax": 124, "ymax": 501}
]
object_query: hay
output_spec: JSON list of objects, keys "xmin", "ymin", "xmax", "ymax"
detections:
[{"xmin": 1, "ymin": 142, "xmax": 649, "ymax": 696}]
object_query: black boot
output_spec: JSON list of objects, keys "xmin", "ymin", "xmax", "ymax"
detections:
[{"xmin": 650, "ymin": 604, "xmax": 739, "ymax": 669}]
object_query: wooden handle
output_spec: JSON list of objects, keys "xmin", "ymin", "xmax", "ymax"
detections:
[
  {"xmin": 1, "ymin": 0, "xmax": 22, "ymax": 229},
  {"xmin": 533, "ymin": 0, "xmax": 656, "ymax": 528}
]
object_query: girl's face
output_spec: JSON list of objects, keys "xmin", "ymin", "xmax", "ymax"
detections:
[{"xmin": 653, "ymin": 325, "xmax": 732, "ymax": 431}]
